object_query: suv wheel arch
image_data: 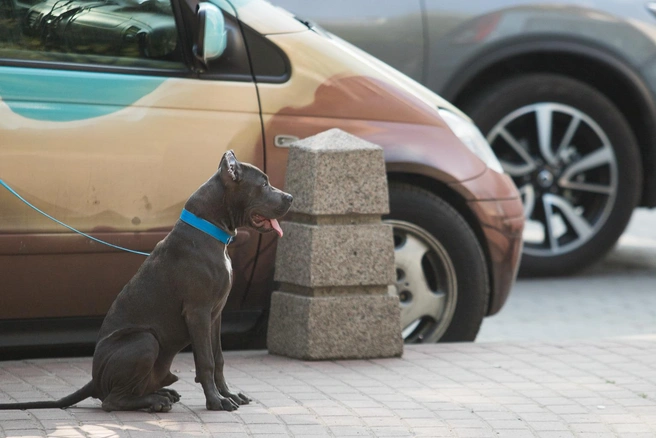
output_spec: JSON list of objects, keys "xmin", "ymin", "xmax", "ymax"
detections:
[{"xmin": 441, "ymin": 37, "xmax": 656, "ymax": 207}]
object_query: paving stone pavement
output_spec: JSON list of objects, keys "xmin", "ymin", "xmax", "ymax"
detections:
[{"xmin": 1, "ymin": 339, "xmax": 656, "ymax": 438}]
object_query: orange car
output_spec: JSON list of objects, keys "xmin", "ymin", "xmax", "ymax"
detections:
[{"xmin": 0, "ymin": 0, "xmax": 523, "ymax": 353}]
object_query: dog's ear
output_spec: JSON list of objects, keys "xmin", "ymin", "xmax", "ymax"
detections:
[{"xmin": 219, "ymin": 150, "xmax": 242, "ymax": 183}]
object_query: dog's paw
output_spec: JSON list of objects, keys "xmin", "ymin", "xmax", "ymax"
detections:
[
  {"xmin": 228, "ymin": 392, "xmax": 250, "ymax": 405},
  {"xmin": 219, "ymin": 387, "xmax": 251, "ymax": 405},
  {"xmin": 206, "ymin": 396, "xmax": 239, "ymax": 411},
  {"xmin": 148, "ymin": 395, "xmax": 173, "ymax": 413},
  {"xmin": 155, "ymin": 388, "xmax": 181, "ymax": 403}
]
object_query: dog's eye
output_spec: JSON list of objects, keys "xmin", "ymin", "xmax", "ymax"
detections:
[{"xmin": 262, "ymin": 182, "xmax": 268, "ymax": 188}]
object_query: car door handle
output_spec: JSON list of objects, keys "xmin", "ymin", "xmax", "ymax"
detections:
[{"xmin": 274, "ymin": 135, "xmax": 299, "ymax": 148}]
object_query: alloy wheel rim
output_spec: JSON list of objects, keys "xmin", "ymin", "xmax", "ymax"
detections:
[
  {"xmin": 385, "ymin": 220, "xmax": 458, "ymax": 343},
  {"xmin": 487, "ymin": 103, "xmax": 618, "ymax": 256}
]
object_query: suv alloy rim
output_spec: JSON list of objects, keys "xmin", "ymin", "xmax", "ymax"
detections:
[
  {"xmin": 487, "ymin": 103, "xmax": 618, "ymax": 256},
  {"xmin": 385, "ymin": 220, "xmax": 458, "ymax": 343}
]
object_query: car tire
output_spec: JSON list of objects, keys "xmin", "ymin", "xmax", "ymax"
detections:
[
  {"xmin": 461, "ymin": 73, "xmax": 642, "ymax": 276},
  {"xmin": 384, "ymin": 182, "xmax": 489, "ymax": 342}
]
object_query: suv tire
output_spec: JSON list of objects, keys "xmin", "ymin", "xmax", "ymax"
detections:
[{"xmin": 462, "ymin": 73, "xmax": 642, "ymax": 276}]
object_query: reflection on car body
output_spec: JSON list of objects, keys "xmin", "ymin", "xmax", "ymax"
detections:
[{"xmin": 6, "ymin": 0, "xmax": 177, "ymax": 61}]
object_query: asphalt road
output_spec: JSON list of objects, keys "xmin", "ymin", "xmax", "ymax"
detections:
[{"xmin": 477, "ymin": 208, "xmax": 656, "ymax": 343}]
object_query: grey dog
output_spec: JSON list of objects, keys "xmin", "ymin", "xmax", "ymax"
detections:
[{"xmin": 0, "ymin": 150, "xmax": 293, "ymax": 412}]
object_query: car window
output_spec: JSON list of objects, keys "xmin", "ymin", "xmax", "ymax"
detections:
[{"xmin": 0, "ymin": 0, "xmax": 185, "ymax": 70}]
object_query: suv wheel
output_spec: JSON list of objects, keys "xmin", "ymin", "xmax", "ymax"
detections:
[
  {"xmin": 384, "ymin": 182, "xmax": 489, "ymax": 342},
  {"xmin": 462, "ymin": 74, "xmax": 642, "ymax": 276}
]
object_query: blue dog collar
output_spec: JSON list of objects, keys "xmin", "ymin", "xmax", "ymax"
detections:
[{"xmin": 180, "ymin": 209, "xmax": 235, "ymax": 245}]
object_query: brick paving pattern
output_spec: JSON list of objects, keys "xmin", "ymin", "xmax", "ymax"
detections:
[{"xmin": 1, "ymin": 339, "xmax": 656, "ymax": 437}]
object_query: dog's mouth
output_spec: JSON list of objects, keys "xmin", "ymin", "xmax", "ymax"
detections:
[{"xmin": 251, "ymin": 214, "xmax": 284, "ymax": 237}]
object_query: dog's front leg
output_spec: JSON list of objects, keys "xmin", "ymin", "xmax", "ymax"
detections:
[
  {"xmin": 212, "ymin": 315, "xmax": 251, "ymax": 406},
  {"xmin": 185, "ymin": 309, "xmax": 238, "ymax": 411}
]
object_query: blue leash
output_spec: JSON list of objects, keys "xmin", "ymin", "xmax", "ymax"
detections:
[{"xmin": 0, "ymin": 179, "xmax": 151, "ymax": 256}]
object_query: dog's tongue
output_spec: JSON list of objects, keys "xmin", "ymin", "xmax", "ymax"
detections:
[{"xmin": 270, "ymin": 218, "xmax": 283, "ymax": 237}]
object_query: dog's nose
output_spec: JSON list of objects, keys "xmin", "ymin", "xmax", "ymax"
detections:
[{"xmin": 284, "ymin": 193, "xmax": 293, "ymax": 203}]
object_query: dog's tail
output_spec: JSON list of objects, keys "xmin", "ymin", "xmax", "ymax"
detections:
[{"xmin": 0, "ymin": 380, "xmax": 94, "ymax": 410}]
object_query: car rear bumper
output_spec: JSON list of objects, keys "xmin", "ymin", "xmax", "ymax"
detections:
[{"xmin": 451, "ymin": 169, "xmax": 525, "ymax": 316}]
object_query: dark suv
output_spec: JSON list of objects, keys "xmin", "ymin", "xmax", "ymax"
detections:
[{"xmin": 274, "ymin": 0, "xmax": 656, "ymax": 276}]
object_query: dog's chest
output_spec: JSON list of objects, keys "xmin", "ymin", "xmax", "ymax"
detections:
[
  {"xmin": 208, "ymin": 247, "xmax": 232, "ymax": 320},
  {"xmin": 211, "ymin": 247, "xmax": 232, "ymax": 309},
  {"xmin": 223, "ymin": 246, "xmax": 232, "ymax": 285}
]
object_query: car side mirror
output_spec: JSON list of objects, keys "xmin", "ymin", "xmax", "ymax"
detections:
[{"xmin": 194, "ymin": 2, "xmax": 227, "ymax": 68}]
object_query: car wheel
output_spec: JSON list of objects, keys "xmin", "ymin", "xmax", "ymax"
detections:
[
  {"xmin": 462, "ymin": 73, "xmax": 642, "ymax": 276},
  {"xmin": 384, "ymin": 182, "xmax": 489, "ymax": 343}
]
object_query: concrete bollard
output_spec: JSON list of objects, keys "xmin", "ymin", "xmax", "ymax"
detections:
[{"xmin": 267, "ymin": 129, "xmax": 403, "ymax": 360}]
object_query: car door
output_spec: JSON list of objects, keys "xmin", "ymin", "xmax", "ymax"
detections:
[
  {"xmin": 271, "ymin": 0, "xmax": 425, "ymax": 82},
  {"xmin": 0, "ymin": 0, "xmax": 262, "ymax": 321}
]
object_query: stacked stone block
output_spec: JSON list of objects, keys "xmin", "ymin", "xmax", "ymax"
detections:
[{"xmin": 267, "ymin": 129, "xmax": 403, "ymax": 360}]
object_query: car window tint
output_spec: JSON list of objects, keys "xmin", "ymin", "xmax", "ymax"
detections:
[{"xmin": 0, "ymin": 0, "xmax": 185, "ymax": 70}]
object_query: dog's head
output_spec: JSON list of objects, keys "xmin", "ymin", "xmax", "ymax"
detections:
[{"xmin": 218, "ymin": 150, "xmax": 293, "ymax": 236}]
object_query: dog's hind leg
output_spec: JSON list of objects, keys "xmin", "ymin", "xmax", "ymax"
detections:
[
  {"xmin": 151, "ymin": 356, "xmax": 181, "ymax": 403},
  {"xmin": 94, "ymin": 330, "xmax": 178, "ymax": 412}
]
